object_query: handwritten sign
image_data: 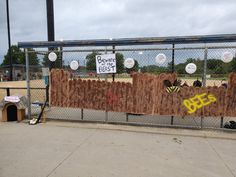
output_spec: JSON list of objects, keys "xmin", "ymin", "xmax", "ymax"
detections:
[
  {"xmin": 96, "ymin": 54, "xmax": 116, "ymax": 74},
  {"xmin": 183, "ymin": 93, "xmax": 217, "ymax": 114},
  {"xmin": 4, "ymin": 96, "xmax": 20, "ymax": 103}
]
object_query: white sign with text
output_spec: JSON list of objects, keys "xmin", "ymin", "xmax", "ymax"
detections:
[{"xmin": 96, "ymin": 54, "xmax": 116, "ymax": 74}]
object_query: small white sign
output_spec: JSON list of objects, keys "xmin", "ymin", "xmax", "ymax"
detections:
[
  {"xmin": 96, "ymin": 54, "xmax": 116, "ymax": 74},
  {"xmin": 70, "ymin": 60, "xmax": 79, "ymax": 70},
  {"xmin": 185, "ymin": 63, "xmax": 197, "ymax": 74},
  {"xmin": 48, "ymin": 52, "xmax": 57, "ymax": 62},
  {"xmin": 4, "ymin": 96, "xmax": 20, "ymax": 103},
  {"xmin": 42, "ymin": 67, "xmax": 50, "ymax": 76},
  {"xmin": 221, "ymin": 51, "xmax": 234, "ymax": 63},
  {"xmin": 124, "ymin": 58, "xmax": 135, "ymax": 69},
  {"xmin": 155, "ymin": 53, "xmax": 167, "ymax": 65}
]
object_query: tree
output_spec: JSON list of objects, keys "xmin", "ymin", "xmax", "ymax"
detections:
[
  {"xmin": 86, "ymin": 51, "xmax": 100, "ymax": 71},
  {"xmin": 229, "ymin": 57, "xmax": 236, "ymax": 72},
  {"xmin": 141, "ymin": 65, "xmax": 168, "ymax": 74},
  {"xmin": 1, "ymin": 45, "xmax": 24, "ymax": 65},
  {"xmin": 115, "ymin": 53, "xmax": 125, "ymax": 73},
  {"xmin": 86, "ymin": 52, "xmax": 125, "ymax": 73},
  {"xmin": 20, "ymin": 48, "xmax": 39, "ymax": 65},
  {"xmin": 207, "ymin": 59, "xmax": 222, "ymax": 70},
  {"xmin": 1, "ymin": 45, "xmax": 39, "ymax": 66}
]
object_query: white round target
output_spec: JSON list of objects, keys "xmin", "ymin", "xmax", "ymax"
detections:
[
  {"xmin": 221, "ymin": 51, "xmax": 233, "ymax": 63},
  {"xmin": 155, "ymin": 53, "xmax": 167, "ymax": 65},
  {"xmin": 124, "ymin": 58, "xmax": 135, "ymax": 69},
  {"xmin": 185, "ymin": 63, "xmax": 197, "ymax": 74},
  {"xmin": 48, "ymin": 52, "xmax": 57, "ymax": 62},
  {"xmin": 70, "ymin": 60, "xmax": 79, "ymax": 70}
]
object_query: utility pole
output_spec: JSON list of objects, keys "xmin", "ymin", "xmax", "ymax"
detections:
[{"xmin": 6, "ymin": 0, "xmax": 13, "ymax": 81}]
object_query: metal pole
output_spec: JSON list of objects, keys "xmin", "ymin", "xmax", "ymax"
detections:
[
  {"xmin": 126, "ymin": 113, "xmax": 129, "ymax": 122},
  {"xmin": 200, "ymin": 116, "xmax": 203, "ymax": 129},
  {"xmin": 105, "ymin": 47, "xmax": 108, "ymax": 122},
  {"xmin": 46, "ymin": 0, "xmax": 55, "ymax": 104},
  {"xmin": 6, "ymin": 0, "xmax": 13, "ymax": 81},
  {"xmin": 6, "ymin": 88, "xmax": 10, "ymax": 96},
  {"xmin": 81, "ymin": 109, "xmax": 84, "ymax": 120},
  {"xmin": 202, "ymin": 47, "xmax": 208, "ymax": 87},
  {"xmin": 220, "ymin": 116, "xmax": 224, "ymax": 128},
  {"xmin": 26, "ymin": 49, "xmax": 31, "ymax": 119},
  {"xmin": 60, "ymin": 46, "xmax": 63, "ymax": 68},
  {"xmin": 46, "ymin": 0, "xmax": 55, "ymax": 42},
  {"xmin": 46, "ymin": 0, "xmax": 55, "ymax": 70},
  {"xmin": 112, "ymin": 45, "xmax": 115, "ymax": 82},
  {"xmin": 171, "ymin": 44, "xmax": 175, "ymax": 125},
  {"xmin": 171, "ymin": 44, "xmax": 175, "ymax": 73}
]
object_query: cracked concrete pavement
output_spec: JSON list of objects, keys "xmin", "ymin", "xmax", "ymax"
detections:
[{"xmin": 0, "ymin": 121, "xmax": 235, "ymax": 177}]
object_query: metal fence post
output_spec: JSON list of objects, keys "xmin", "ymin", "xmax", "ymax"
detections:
[
  {"xmin": 220, "ymin": 116, "xmax": 224, "ymax": 128},
  {"xmin": 105, "ymin": 47, "xmax": 108, "ymax": 122},
  {"xmin": 201, "ymin": 47, "xmax": 208, "ymax": 128},
  {"xmin": 171, "ymin": 44, "xmax": 175, "ymax": 125},
  {"xmin": 112, "ymin": 45, "xmax": 115, "ymax": 82},
  {"xmin": 81, "ymin": 108, "xmax": 84, "ymax": 120},
  {"xmin": 6, "ymin": 88, "xmax": 10, "ymax": 96},
  {"xmin": 126, "ymin": 113, "xmax": 129, "ymax": 122},
  {"xmin": 25, "ymin": 49, "xmax": 31, "ymax": 119},
  {"xmin": 202, "ymin": 47, "xmax": 208, "ymax": 87}
]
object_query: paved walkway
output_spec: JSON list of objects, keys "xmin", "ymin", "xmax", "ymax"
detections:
[{"xmin": 0, "ymin": 121, "xmax": 235, "ymax": 177}]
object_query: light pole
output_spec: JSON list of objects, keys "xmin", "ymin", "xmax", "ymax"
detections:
[
  {"xmin": 6, "ymin": 0, "xmax": 13, "ymax": 81},
  {"xmin": 46, "ymin": 0, "xmax": 55, "ymax": 102}
]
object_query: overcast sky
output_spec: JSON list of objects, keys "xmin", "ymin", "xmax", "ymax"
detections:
[{"xmin": 0, "ymin": 0, "xmax": 236, "ymax": 63}]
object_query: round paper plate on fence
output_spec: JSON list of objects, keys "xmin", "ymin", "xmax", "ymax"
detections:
[
  {"xmin": 221, "ymin": 51, "xmax": 234, "ymax": 63},
  {"xmin": 124, "ymin": 58, "xmax": 135, "ymax": 69},
  {"xmin": 48, "ymin": 52, "xmax": 57, "ymax": 62},
  {"xmin": 70, "ymin": 60, "xmax": 79, "ymax": 70},
  {"xmin": 185, "ymin": 63, "xmax": 197, "ymax": 74},
  {"xmin": 155, "ymin": 53, "xmax": 167, "ymax": 65}
]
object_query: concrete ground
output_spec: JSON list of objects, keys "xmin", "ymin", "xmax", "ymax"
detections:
[{"xmin": 0, "ymin": 121, "xmax": 236, "ymax": 177}]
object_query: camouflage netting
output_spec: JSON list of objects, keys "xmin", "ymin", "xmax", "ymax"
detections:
[{"xmin": 50, "ymin": 69, "xmax": 236, "ymax": 117}]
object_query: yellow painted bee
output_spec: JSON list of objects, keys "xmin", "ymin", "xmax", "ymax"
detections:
[{"xmin": 163, "ymin": 79, "xmax": 181, "ymax": 93}]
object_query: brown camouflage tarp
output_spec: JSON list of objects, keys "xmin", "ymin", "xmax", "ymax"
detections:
[{"xmin": 50, "ymin": 69, "xmax": 236, "ymax": 117}]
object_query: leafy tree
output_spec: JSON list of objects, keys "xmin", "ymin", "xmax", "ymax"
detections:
[
  {"xmin": 86, "ymin": 52, "xmax": 125, "ymax": 73},
  {"xmin": 1, "ymin": 45, "xmax": 39, "ymax": 66},
  {"xmin": 141, "ymin": 65, "xmax": 168, "ymax": 74},
  {"xmin": 115, "ymin": 53, "xmax": 125, "ymax": 74},
  {"xmin": 86, "ymin": 51, "xmax": 100, "ymax": 71},
  {"xmin": 20, "ymin": 48, "xmax": 39, "ymax": 65},
  {"xmin": 1, "ymin": 45, "xmax": 24, "ymax": 65},
  {"xmin": 207, "ymin": 59, "xmax": 222, "ymax": 70},
  {"xmin": 229, "ymin": 57, "xmax": 236, "ymax": 72}
]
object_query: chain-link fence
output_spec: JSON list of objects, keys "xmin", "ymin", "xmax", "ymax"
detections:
[{"xmin": 2, "ymin": 36, "xmax": 236, "ymax": 129}]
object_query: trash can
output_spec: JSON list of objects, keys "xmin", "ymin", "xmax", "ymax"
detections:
[{"xmin": 0, "ymin": 95, "xmax": 27, "ymax": 122}]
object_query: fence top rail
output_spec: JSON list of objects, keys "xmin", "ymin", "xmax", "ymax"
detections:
[
  {"xmin": 18, "ymin": 34, "xmax": 236, "ymax": 48},
  {"xmin": 30, "ymin": 45, "xmax": 236, "ymax": 54},
  {"xmin": 0, "ymin": 87, "xmax": 46, "ymax": 90}
]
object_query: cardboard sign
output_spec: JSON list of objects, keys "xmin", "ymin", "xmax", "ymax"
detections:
[{"xmin": 96, "ymin": 54, "xmax": 116, "ymax": 74}]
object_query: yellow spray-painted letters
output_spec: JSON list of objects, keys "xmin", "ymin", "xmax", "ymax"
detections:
[{"xmin": 183, "ymin": 93, "xmax": 217, "ymax": 114}]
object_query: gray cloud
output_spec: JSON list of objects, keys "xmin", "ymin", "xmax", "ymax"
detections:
[{"xmin": 1, "ymin": 0, "xmax": 236, "ymax": 63}]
